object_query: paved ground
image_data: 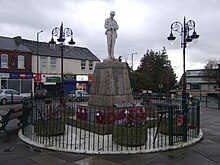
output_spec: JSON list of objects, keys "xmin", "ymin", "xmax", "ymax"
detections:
[{"xmin": 1, "ymin": 105, "xmax": 220, "ymax": 165}]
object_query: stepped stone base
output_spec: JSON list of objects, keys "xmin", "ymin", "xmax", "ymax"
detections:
[{"xmin": 88, "ymin": 60, "xmax": 134, "ymax": 107}]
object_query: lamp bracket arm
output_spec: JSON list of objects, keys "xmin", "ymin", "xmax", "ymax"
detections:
[
  {"xmin": 51, "ymin": 27, "xmax": 60, "ymax": 37},
  {"xmin": 171, "ymin": 21, "xmax": 183, "ymax": 34}
]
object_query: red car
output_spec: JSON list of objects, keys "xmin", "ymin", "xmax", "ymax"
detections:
[{"xmin": 34, "ymin": 89, "xmax": 47, "ymax": 99}]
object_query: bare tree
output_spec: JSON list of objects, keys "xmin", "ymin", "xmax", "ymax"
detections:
[{"xmin": 202, "ymin": 59, "xmax": 220, "ymax": 87}]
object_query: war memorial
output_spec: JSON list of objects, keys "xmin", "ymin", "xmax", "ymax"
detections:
[{"xmin": 18, "ymin": 11, "xmax": 203, "ymax": 154}]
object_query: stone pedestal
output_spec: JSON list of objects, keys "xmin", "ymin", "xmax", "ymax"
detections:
[{"xmin": 88, "ymin": 60, "xmax": 134, "ymax": 107}]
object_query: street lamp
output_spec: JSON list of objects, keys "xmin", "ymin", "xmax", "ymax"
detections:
[
  {"xmin": 37, "ymin": 30, "xmax": 43, "ymax": 89},
  {"xmin": 49, "ymin": 22, "xmax": 75, "ymax": 96},
  {"xmin": 167, "ymin": 17, "xmax": 199, "ymax": 141},
  {"xmin": 131, "ymin": 52, "xmax": 137, "ymax": 71}
]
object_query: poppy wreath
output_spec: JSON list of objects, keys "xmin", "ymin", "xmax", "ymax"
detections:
[
  {"xmin": 177, "ymin": 115, "xmax": 183, "ymax": 126},
  {"xmin": 76, "ymin": 107, "xmax": 88, "ymax": 121},
  {"xmin": 95, "ymin": 111, "xmax": 105, "ymax": 124},
  {"xmin": 117, "ymin": 109, "xmax": 129, "ymax": 120},
  {"xmin": 106, "ymin": 110, "xmax": 117, "ymax": 124},
  {"xmin": 133, "ymin": 107, "xmax": 146, "ymax": 120}
]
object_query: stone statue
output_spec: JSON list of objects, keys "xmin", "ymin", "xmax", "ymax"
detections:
[{"xmin": 104, "ymin": 11, "xmax": 119, "ymax": 59}]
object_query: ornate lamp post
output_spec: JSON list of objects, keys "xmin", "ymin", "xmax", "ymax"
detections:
[
  {"xmin": 49, "ymin": 22, "xmax": 75, "ymax": 96},
  {"xmin": 167, "ymin": 17, "xmax": 199, "ymax": 141},
  {"xmin": 37, "ymin": 30, "xmax": 43, "ymax": 89}
]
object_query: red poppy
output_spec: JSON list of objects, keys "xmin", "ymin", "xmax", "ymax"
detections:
[{"xmin": 177, "ymin": 115, "xmax": 183, "ymax": 126}]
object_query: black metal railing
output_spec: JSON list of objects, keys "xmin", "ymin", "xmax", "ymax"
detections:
[
  {"xmin": 196, "ymin": 96, "xmax": 220, "ymax": 109},
  {"xmin": 21, "ymin": 96, "xmax": 200, "ymax": 153}
]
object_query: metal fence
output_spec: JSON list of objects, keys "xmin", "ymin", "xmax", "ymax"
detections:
[
  {"xmin": 195, "ymin": 96, "xmax": 220, "ymax": 109},
  {"xmin": 21, "ymin": 96, "xmax": 200, "ymax": 154}
]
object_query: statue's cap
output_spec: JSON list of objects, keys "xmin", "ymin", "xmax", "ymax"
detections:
[{"xmin": 110, "ymin": 11, "xmax": 115, "ymax": 16}]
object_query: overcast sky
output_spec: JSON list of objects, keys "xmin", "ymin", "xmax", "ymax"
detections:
[{"xmin": 0, "ymin": 0, "xmax": 219, "ymax": 80}]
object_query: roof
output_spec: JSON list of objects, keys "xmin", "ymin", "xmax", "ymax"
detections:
[
  {"xmin": 0, "ymin": 36, "xmax": 31, "ymax": 53},
  {"xmin": 0, "ymin": 36, "xmax": 100, "ymax": 61}
]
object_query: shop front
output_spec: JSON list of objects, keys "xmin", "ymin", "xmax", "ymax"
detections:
[
  {"xmin": 40, "ymin": 74, "xmax": 62, "ymax": 96},
  {"xmin": 64, "ymin": 75, "xmax": 92, "ymax": 94},
  {"xmin": 0, "ymin": 72, "xmax": 33, "ymax": 95}
]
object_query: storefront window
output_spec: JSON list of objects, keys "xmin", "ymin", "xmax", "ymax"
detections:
[
  {"xmin": 8, "ymin": 79, "xmax": 20, "ymax": 92},
  {"xmin": 1, "ymin": 54, "xmax": 8, "ymax": 68},
  {"xmin": 76, "ymin": 82, "xmax": 86, "ymax": 90},
  {"xmin": 21, "ymin": 79, "xmax": 32, "ymax": 93},
  {"xmin": 7, "ymin": 79, "xmax": 32, "ymax": 93}
]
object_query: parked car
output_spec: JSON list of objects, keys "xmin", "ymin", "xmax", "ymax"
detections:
[
  {"xmin": 34, "ymin": 89, "xmax": 48, "ymax": 99},
  {"xmin": 68, "ymin": 90, "xmax": 77, "ymax": 101},
  {"xmin": 0, "ymin": 89, "xmax": 27, "ymax": 105},
  {"xmin": 68, "ymin": 90, "xmax": 89, "ymax": 102}
]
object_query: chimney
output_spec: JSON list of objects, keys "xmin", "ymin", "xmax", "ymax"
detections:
[{"xmin": 14, "ymin": 36, "xmax": 22, "ymax": 46}]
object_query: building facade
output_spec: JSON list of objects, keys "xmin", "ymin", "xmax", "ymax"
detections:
[
  {"xmin": 186, "ymin": 69, "xmax": 216, "ymax": 90},
  {"xmin": 0, "ymin": 36, "xmax": 33, "ymax": 94},
  {"xmin": 0, "ymin": 36, "xmax": 100, "ymax": 96},
  {"xmin": 183, "ymin": 69, "xmax": 217, "ymax": 96}
]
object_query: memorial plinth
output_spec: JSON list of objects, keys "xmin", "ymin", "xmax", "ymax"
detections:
[{"xmin": 88, "ymin": 60, "xmax": 134, "ymax": 107}]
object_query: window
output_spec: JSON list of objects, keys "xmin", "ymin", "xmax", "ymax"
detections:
[
  {"xmin": 1, "ymin": 54, "xmax": 8, "ymax": 68},
  {"xmin": 40, "ymin": 56, "xmax": 47, "ymax": 70},
  {"xmin": 89, "ymin": 61, "xmax": 93, "ymax": 70},
  {"xmin": 50, "ymin": 57, "xmax": 56, "ymax": 70},
  {"xmin": 18, "ymin": 55, "xmax": 25, "ymax": 69},
  {"xmin": 81, "ymin": 60, "xmax": 86, "ymax": 70}
]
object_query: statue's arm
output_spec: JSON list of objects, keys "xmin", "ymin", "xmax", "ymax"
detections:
[
  {"xmin": 115, "ymin": 21, "xmax": 119, "ymax": 30},
  {"xmin": 104, "ymin": 19, "xmax": 111, "ymax": 30}
]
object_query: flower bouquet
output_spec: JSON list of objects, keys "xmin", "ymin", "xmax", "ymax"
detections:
[{"xmin": 113, "ymin": 107, "xmax": 148, "ymax": 147}]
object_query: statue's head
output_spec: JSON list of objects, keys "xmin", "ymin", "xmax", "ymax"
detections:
[{"xmin": 110, "ymin": 11, "xmax": 115, "ymax": 17}]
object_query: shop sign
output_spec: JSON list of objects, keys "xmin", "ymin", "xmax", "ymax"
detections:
[
  {"xmin": 76, "ymin": 75, "xmax": 88, "ymax": 81},
  {"xmin": 10, "ymin": 72, "xmax": 33, "ymax": 79},
  {"xmin": 0, "ymin": 73, "xmax": 9, "ymax": 78},
  {"xmin": 33, "ymin": 74, "xmax": 42, "ymax": 82},
  {"xmin": 46, "ymin": 76, "xmax": 61, "ymax": 82}
]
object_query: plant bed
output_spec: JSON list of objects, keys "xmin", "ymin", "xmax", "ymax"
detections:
[
  {"xmin": 34, "ymin": 118, "xmax": 65, "ymax": 136},
  {"xmin": 145, "ymin": 110, "xmax": 158, "ymax": 118},
  {"xmin": 65, "ymin": 108, "xmax": 75, "ymax": 117},
  {"xmin": 65, "ymin": 116, "xmax": 113, "ymax": 135},
  {"xmin": 112, "ymin": 125, "xmax": 148, "ymax": 147},
  {"xmin": 112, "ymin": 107, "xmax": 148, "ymax": 147},
  {"xmin": 159, "ymin": 116, "xmax": 185, "ymax": 136}
]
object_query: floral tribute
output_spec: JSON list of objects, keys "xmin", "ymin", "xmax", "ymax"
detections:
[
  {"xmin": 76, "ymin": 106, "xmax": 146, "ymax": 127},
  {"xmin": 95, "ymin": 110, "xmax": 117, "ymax": 124},
  {"xmin": 76, "ymin": 107, "xmax": 88, "ymax": 120},
  {"xmin": 177, "ymin": 115, "xmax": 183, "ymax": 126},
  {"xmin": 114, "ymin": 107, "xmax": 146, "ymax": 127},
  {"xmin": 112, "ymin": 107, "xmax": 148, "ymax": 147}
]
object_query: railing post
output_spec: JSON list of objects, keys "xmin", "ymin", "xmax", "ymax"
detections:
[
  {"xmin": 206, "ymin": 96, "xmax": 208, "ymax": 107},
  {"xmin": 168, "ymin": 105, "xmax": 173, "ymax": 146},
  {"xmin": 182, "ymin": 99, "xmax": 188, "ymax": 142},
  {"xmin": 196, "ymin": 100, "xmax": 200, "ymax": 135},
  {"xmin": 218, "ymin": 96, "xmax": 220, "ymax": 109},
  {"xmin": 11, "ymin": 93, "xmax": 13, "ymax": 104}
]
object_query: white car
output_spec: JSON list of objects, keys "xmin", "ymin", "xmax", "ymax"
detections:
[
  {"xmin": 0, "ymin": 89, "xmax": 27, "ymax": 105},
  {"xmin": 68, "ymin": 90, "xmax": 89, "ymax": 102}
]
